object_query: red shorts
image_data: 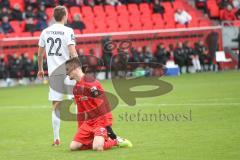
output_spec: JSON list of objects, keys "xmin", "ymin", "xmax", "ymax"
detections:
[{"xmin": 73, "ymin": 122, "xmax": 108, "ymax": 145}]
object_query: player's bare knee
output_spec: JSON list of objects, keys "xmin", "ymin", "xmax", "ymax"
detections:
[
  {"xmin": 69, "ymin": 141, "xmax": 81, "ymax": 151},
  {"xmin": 69, "ymin": 143, "xmax": 77, "ymax": 151}
]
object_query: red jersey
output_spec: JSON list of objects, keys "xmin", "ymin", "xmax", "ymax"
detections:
[{"xmin": 73, "ymin": 75, "xmax": 112, "ymax": 128}]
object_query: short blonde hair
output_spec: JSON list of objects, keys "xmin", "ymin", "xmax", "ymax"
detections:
[{"xmin": 53, "ymin": 6, "xmax": 67, "ymax": 22}]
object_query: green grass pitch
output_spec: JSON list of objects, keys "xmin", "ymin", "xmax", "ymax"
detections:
[{"xmin": 0, "ymin": 71, "xmax": 240, "ymax": 160}]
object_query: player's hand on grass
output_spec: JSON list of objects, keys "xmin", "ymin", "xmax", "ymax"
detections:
[{"xmin": 37, "ymin": 70, "xmax": 44, "ymax": 80}]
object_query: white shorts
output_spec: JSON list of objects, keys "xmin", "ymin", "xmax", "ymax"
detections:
[{"xmin": 48, "ymin": 76, "xmax": 76, "ymax": 101}]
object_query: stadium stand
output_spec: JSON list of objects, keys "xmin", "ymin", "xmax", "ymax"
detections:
[
  {"xmin": 0, "ymin": 0, "xmax": 238, "ymax": 85},
  {"xmin": 0, "ymin": 0, "xmax": 213, "ymax": 38}
]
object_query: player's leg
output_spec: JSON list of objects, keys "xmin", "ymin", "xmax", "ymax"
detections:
[
  {"xmin": 106, "ymin": 126, "xmax": 133, "ymax": 148},
  {"xmin": 52, "ymin": 101, "xmax": 61, "ymax": 145},
  {"xmin": 196, "ymin": 57, "xmax": 202, "ymax": 71},
  {"xmin": 93, "ymin": 127, "xmax": 109, "ymax": 151},
  {"xmin": 49, "ymin": 87, "xmax": 64, "ymax": 146},
  {"xmin": 106, "ymin": 126, "xmax": 117, "ymax": 139},
  {"xmin": 92, "ymin": 135, "xmax": 118, "ymax": 151},
  {"xmin": 69, "ymin": 141, "xmax": 83, "ymax": 151},
  {"xmin": 92, "ymin": 127, "xmax": 118, "ymax": 151},
  {"xmin": 72, "ymin": 123, "xmax": 94, "ymax": 151},
  {"xmin": 192, "ymin": 58, "xmax": 198, "ymax": 72},
  {"xmin": 70, "ymin": 140, "xmax": 92, "ymax": 151}
]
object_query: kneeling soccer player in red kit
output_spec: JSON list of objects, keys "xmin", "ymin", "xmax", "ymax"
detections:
[{"xmin": 65, "ymin": 57, "xmax": 132, "ymax": 151}]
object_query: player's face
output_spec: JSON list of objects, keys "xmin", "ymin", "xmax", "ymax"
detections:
[
  {"xmin": 66, "ymin": 65, "xmax": 75, "ymax": 80},
  {"xmin": 68, "ymin": 69, "xmax": 76, "ymax": 80},
  {"xmin": 66, "ymin": 65, "xmax": 83, "ymax": 81}
]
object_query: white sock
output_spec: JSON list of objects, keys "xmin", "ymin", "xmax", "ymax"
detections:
[
  {"xmin": 196, "ymin": 59, "xmax": 201, "ymax": 70},
  {"xmin": 52, "ymin": 108, "xmax": 60, "ymax": 141},
  {"xmin": 192, "ymin": 59, "xmax": 197, "ymax": 71}
]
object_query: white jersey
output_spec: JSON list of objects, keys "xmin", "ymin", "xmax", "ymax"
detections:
[{"xmin": 38, "ymin": 23, "xmax": 75, "ymax": 76}]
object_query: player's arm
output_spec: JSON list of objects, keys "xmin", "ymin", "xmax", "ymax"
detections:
[
  {"xmin": 67, "ymin": 29, "xmax": 78, "ymax": 58},
  {"xmin": 38, "ymin": 46, "xmax": 45, "ymax": 70},
  {"xmin": 68, "ymin": 44, "xmax": 78, "ymax": 58},
  {"xmin": 88, "ymin": 82, "xmax": 112, "ymax": 118},
  {"xmin": 37, "ymin": 31, "xmax": 46, "ymax": 79}
]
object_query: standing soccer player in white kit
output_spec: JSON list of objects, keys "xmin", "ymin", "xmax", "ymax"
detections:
[{"xmin": 37, "ymin": 5, "xmax": 78, "ymax": 146}]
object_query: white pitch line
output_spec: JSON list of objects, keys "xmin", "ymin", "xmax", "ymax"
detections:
[
  {"xmin": 0, "ymin": 105, "xmax": 50, "ymax": 109},
  {"xmin": 0, "ymin": 102, "xmax": 240, "ymax": 109},
  {"xmin": 119, "ymin": 103, "xmax": 240, "ymax": 107}
]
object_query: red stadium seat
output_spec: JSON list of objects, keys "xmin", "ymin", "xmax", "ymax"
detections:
[
  {"xmin": 74, "ymin": 29, "xmax": 81, "ymax": 34},
  {"xmin": 119, "ymin": 24, "xmax": 130, "ymax": 31},
  {"xmin": 165, "ymin": 21, "xmax": 175, "ymax": 29},
  {"xmin": 129, "ymin": 15, "xmax": 141, "ymax": 26},
  {"xmin": 175, "ymin": 23, "xmax": 186, "ymax": 28},
  {"xmin": 188, "ymin": 11, "xmax": 197, "ymax": 19},
  {"xmin": 82, "ymin": 28, "xmax": 95, "ymax": 34},
  {"xmin": 10, "ymin": 21, "xmax": 22, "ymax": 33},
  {"xmin": 142, "ymin": 23, "xmax": 153, "ymax": 30},
  {"xmin": 141, "ymin": 12, "xmax": 151, "ymax": 19},
  {"xmin": 199, "ymin": 20, "xmax": 211, "ymax": 27},
  {"xmin": 141, "ymin": 15, "xmax": 152, "ymax": 24},
  {"xmin": 107, "ymin": 14, "xmax": 117, "ymax": 22},
  {"xmin": 130, "ymin": 15, "xmax": 141, "ymax": 29},
  {"xmin": 9, "ymin": 0, "xmax": 24, "ymax": 11},
  {"xmin": 105, "ymin": 8, "xmax": 117, "ymax": 17},
  {"xmin": 107, "ymin": 26, "xmax": 119, "ymax": 32},
  {"xmin": 94, "ymin": 16, "xmax": 106, "ymax": 25},
  {"xmin": 106, "ymin": 17, "xmax": 118, "ymax": 25},
  {"xmin": 95, "ymin": 25, "xmax": 107, "ymax": 33},
  {"xmin": 139, "ymin": 3, "xmax": 151, "ymax": 14},
  {"xmin": 219, "ymin": 9, "xmax": 225, "ymax": 19},
  {"xmin": 207, "ymin": 2, "xmax": 220, "ymax": 18},
  {"xmin": 162, "ymin": 2, "xmax": 174, "ymax": 12},
  {"xmin": 128, "ymin": 4, "xmax": 140, "ymax": 15},
  {"xmin": 106, "ymin": 18, "xmax": 118, "ymax": 30},
  {"xmin": 69, "ymin": 6, "xmax": 81, "ymax": 17},
  {"xmin": 188, "ymin": 20, "xmax": 198, "ymax": 28},
  {"xmin": 0, "ymin": 34, "xmax": 4, "ymax": 39},
  {"xmin": 153, "ymin": 20, "xmax": 165, "ymax": 29},
  {"xmin": 210, "ymin": 8, "xmax": 220, "ymax": 18},
  {"xmin": 130, "ymin": 24, "xmax": 142, "ymax": 31},
  {"xmin": 33, "ymin": 31, "xmax": 41, "ymax": 37},
  {"xmin": 81, "ymin": 6, "xmax": 93, "ymax": 17},
  {"xmin": 6, "ymin": 32, "xmax": 19, "ymax": 38},
  {"xmin": 46, "ymin": 8, "xmax": 54, "ymax": 20},
  {"xmin": 94, "ymin": 16, "xmax": 106, "ymax": 27},
  {"xmin": 163, "ymin": 13, "xmax": 174, "ymax": 21},
  {"xmin": 84, "ymin": 22, "xmax": 95, "ymax": 33},
  {"xmin": 20, "ymin": 32, "xmax": 32, "ymax": 37},
  {"xmin": 139, "ymin": 3, "xmax": 150, "ymax": 10},
  {"xmin": 207, "ymin": 0, "xmax": 216, "ymax": 10},
  {"xmin": 0, "ymin": 1, "xmax": 216, "ymax": 38},
  {"xmin": 83, "ymin": 12, "xmax": 94, "ymax": 19},
  {"xmin": 93, "ymin": 5, "xmax": 105, "ymax": 16},
  {"xmin": 116, "ymin": 5, "xmax": 128, "ymax": 16},
  {"xmin": 152, "ymin": 14, "xmax": 163, "ymax": 23},
  {"xmin": 105, "ymin": 5, "xmax": 116, "ymax": 15},
  {"xmin": 95, "ymin": 12, "xmax": 106, "ymax": 19},
  {"xmin": 173, "ymin": 1, "xmax": 184, "ymax": 9},
  {"xmin": 118, "ymin": 16, "xmax": 129, "ymax": 29}
]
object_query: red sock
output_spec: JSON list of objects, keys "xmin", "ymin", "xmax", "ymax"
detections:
[
  {"xmin": 80, "ymin": 144, "xmax": 92, "ymax": 150},
  {"xmin": 103, "ymin": 139, "xmax": 118, "ymax": 150}
]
